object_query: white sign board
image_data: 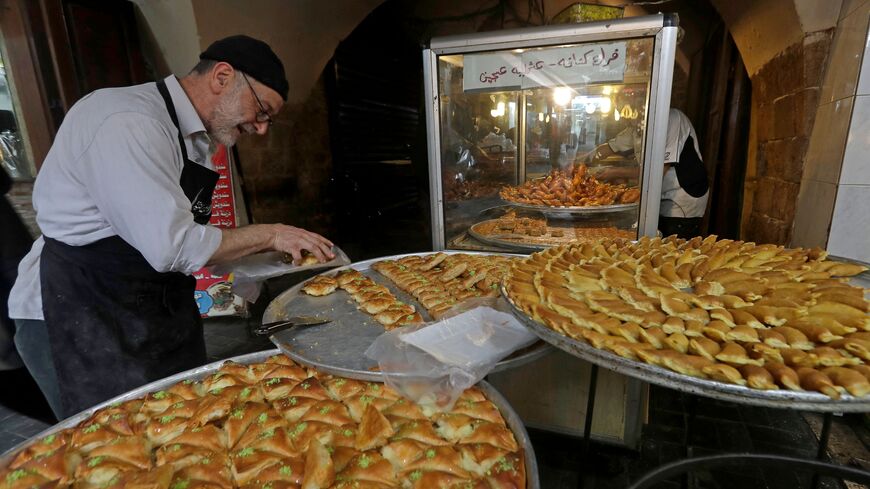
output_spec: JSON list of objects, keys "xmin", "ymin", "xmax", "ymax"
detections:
[{"xmin": 463, "ymin": 42, "xmax": 626, "ymax": 92}]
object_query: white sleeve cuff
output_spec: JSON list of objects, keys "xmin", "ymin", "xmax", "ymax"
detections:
[{"xmin": 171, "ymin": 224, "xmax": 223, "ymax": 274}]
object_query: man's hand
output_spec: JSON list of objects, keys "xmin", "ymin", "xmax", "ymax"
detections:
[
  {"xmin": 271, "ymin": 224, "xmax": 334, "ymax": 264},
  {"xmin": 207, "ymin": 224, "xmax": 335, "ymax": 267}
]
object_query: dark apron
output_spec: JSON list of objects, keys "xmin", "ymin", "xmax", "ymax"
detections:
[{"xmin": 41, "ymin": 79, "xmax": 219, "ymax": 417}]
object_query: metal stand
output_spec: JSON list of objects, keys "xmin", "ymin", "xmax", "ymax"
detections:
[
  {"xmin": 683, "ymin": 394, "xmax": 698, "ymax": 489},
  {"xmin": 626, "ymin": 454, "xmax": 870, "ymax": 489},
  {"xmin": 811, "ymin": 412, "xmax": 834, "ymax": 489},
  {"xmin": 582, "ymin": 363, "xmax": 599, "ymax": 457},
  {"xmin": 577, "ymin": 363, "xmax": 600, "ymax": 489}
]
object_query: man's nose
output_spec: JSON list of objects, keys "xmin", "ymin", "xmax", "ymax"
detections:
[{"xmin": 254, "ymin": 120, "xmax": 269, "ymax": 135}]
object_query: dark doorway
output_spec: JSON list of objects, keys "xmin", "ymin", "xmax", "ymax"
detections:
[{"xmin": 325, "ymin": 1, "xmax": 431, "ymax": 260}]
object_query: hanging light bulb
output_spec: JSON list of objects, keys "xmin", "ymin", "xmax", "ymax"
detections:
[
  {"xmin": 553, "ymin": 87, "xmax": 572, "ymax": 106},
  {"xmin": 585, "ymin": 104, "xmax": 596, "ymax": 115},
  {"xmin": 614, "ymin": 110, "xmax": 620, "ymax": 121},
  {"xmin": 600, "ymin": 97, "xmax": 612, "ymax": 114},
  {"xmin": 538, "ymin": 113, "xmax": 544, "ymax": 122}
]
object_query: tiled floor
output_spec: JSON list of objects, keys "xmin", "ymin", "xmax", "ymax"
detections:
[{"xmin": 2, "ymin": 310, "xmax": 868, "ymax": 488}]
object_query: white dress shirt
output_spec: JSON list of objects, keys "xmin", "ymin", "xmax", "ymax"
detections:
[
  {"xmin": 660, "ymin": 109, "xmax": 708, "ymax": 218},
  {"xmin": 606, "ymin": 108, "xmax": 708, "ymax": 218},
  {"xmin": 8, "ymin": 75, "xmax": 223, "ymax": 320}
]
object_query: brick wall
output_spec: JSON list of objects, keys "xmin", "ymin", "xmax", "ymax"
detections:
[
  {"xmin": 743, "ymin": 30, "xmax": 833, "ymax": 245},
  {"xmin": 234, "ymin": 75, "xmax": 335, "ymax": 238}
]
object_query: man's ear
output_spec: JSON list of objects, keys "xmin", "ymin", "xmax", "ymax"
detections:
[{"xmin": 210, "ymin": 61, "xmax": 235, "ymax": 94}]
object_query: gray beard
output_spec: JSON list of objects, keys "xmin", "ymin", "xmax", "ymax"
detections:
[{"xmin": 209, "ymin": 84, "xmax": 246, "ymax": 146}]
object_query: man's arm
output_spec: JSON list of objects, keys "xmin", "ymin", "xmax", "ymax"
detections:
[
  {"xmin": 82, "ymin": 114, "xmax": 334, "ymax": 273},
  {"xmin": 207, "ymin": 224, "xmax": 334, "ymax": 266},
  {"xmin": 595, "ymin": 163, "xmax": 672, "ymax": 182}
]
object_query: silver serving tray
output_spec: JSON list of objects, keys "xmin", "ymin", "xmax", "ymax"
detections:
[
  {"xmin": 0, "ymin": 349, "xmax": 540, "ymax": 489},
  {"xmin": 501, "ymin": 259, "xmax": 870, "ymax": 412},
  {"xmin": 502, "ymin": 199, "xmax": 638, "ymax": 218},
  {"xmin": 263, "ymin": 252, "xmax": 553, "ymax": 381},
  {"xmin": 467, "ymin": 224, "xmax": 548, "ymax": 253}
]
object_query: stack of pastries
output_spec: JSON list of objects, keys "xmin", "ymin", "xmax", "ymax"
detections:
[
  {"xmin": 302, "ymin": 271, "xmax": 423, "ymax": 330},
  {"xmin": 1, "ymin": 355, "xmax": 526, "ymax": 489},
  {"xmin": 373, "ymin": 253, "xmax": 517, "ymax": 319},
  {"xmin": 499, "ymin": 164, "xmax": 640, "ymax": 207},
  {"xmin": 505, "ymin": 235, "xmax": 870, "ymax": 398}
]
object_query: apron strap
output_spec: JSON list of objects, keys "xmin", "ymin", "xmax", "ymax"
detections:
[{"xmin": 155, "ymin": 79, "xmax": 191, "ymax": 163}]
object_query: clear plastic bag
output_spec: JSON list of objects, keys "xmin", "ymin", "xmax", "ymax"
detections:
[
  {"xmin": 364, "ymin": 297, "xmax": 537, "ymax": 412},
  {"xmin": 211, "ymin": 247, "xmax": 351, "ymax": 302}
]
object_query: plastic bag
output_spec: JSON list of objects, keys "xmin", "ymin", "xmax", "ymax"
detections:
[
  {"xmin": 364, "ymin": 297, "xmax": 538, "ymax": 412},
  {"xmin": 211, "ymin": 247, "xmax": 351, "ymax": 302}
]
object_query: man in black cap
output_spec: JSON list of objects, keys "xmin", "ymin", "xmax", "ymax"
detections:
[{"xmin": 8, "ymin": 35, "xmax": 334, "ymax": 417}]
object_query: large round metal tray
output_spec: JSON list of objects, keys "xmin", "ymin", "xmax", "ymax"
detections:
[
  {"xmin": 468, "ymin": 219, "xmax": 639, "ymax": 253},
  {"xmin": 0, "ymin": 349, "xmax": 540, "ymax": 489},
  {"xmin": 500, "ymin": 259, "xmax": 870, "ymax": 412},
  {"xmin": 468, "ymin": 223, "xmax": 549, "ymax": 253},
  {"xmin": 263, "ymin": 252, "xmax": 553, "ymax": 382},
  {"xmin": 501, "ymin": 199, "xmax": 638, "ymax": 218}
]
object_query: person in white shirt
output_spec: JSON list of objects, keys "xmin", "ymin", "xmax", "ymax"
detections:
[
  {"xmin": 8, "ymin": 35, "xmax": 335, "ymax": 418},
  {"xmin": 583, "ymin": 108, "xmax": 709, "ymax": 238}
]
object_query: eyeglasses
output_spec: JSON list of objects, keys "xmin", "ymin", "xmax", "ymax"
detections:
[{"xmin": 241, "ymin": 72, "xmax": 273, "ymax": 126}]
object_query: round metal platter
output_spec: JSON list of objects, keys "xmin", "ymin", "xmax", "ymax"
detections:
[
  {"xmin": 263, "ymin": 251, "xmax": 553, "ymax": 382},
  {"xmin": 0, "ymin": 349, "xmax": 540, "ymax": 489},
  {"xmin": 467, "ymin": 224, "xmax": 547, "ymax": 253},
  {"xmin": 467, "ymin": 219, "xmax": 641, "ymax": 253},
  {"xmin": 501, "ymin": 199, "xmax": 638, "ymax": 218},
  {"xmin": 500, "ymin": 260, "xmax": 870, "ymax": 412}
]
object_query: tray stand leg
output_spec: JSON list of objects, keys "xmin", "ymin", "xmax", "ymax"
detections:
[
  {"xmin": 577, "ymin": 363, "xmax": 600, "ymax": 488},
  {"xmin": 682, "ymin": 394, "xmax": 698, "ymax": 489},
  {"xmin": 810, "ymin": 412, "xmax": 835, "ymax": 489}
]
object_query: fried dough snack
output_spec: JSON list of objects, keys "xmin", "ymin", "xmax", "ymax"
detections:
[
  {"xmin": 0, "ymin": 355, "xmax": 527, "ymax": 489},
  {"xmin": 471, "ymin": 210, "xmax": 636, "ymax": 248},
  {"xmin": 505, "ymin": 234, "xmax": 869, "ymax": 398},
  {"xmin": 499, "ymin": 164, "xmax": 640, "ymax": 207},
  {"xmin": 301, "ymin": 271, "xmax": 422, "ymax": 330},
  {"xmin": 373, "ymin": 253, "xmax": 517, "ymax": 319}
]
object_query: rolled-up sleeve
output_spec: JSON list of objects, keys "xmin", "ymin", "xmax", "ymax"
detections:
[{"xmin": 79, "ymin": 113, "xmax": 222, "ymax": 274}]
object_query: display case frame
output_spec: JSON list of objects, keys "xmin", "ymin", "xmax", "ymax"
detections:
[{"xmin": 423, "ymin": 14, "xmax": 679, "ymax": 250}]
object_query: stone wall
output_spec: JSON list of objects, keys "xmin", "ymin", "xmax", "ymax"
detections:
[
  {"xmin": 742, "ymin": 30, "xmax": 832, "ymax": 244},
  {"xmin": 234, "ymin": 75, "xmax": 335, "ymax": 237}
]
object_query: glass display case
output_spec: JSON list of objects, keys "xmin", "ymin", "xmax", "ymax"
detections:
[{"xmin": 423, "ymin": 14, "xmax": 679, "ymax": 252}]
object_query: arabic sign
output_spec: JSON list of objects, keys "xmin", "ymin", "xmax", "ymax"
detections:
[
  {"xmin": 463, "ymin": 42, "xmax": 626, "ymax": 92},
  {"xmin": 193, "ymin": 144, "xmax": 246, "ymax": 318}
]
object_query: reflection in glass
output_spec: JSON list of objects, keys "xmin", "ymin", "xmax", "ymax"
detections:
[{"xmin": 0, "ymin": 52, "xmax": 32, "ymax": 179}]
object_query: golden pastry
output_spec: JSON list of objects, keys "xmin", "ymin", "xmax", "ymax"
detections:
[
  {"xmin": 739, "ymin": 365, "xmax": 778, "ymax": 390},
  {"xmin": 764, "ymin": 362, "xmax": 802, "ymax": 390},
  {"xmin": 822, "ymin": 367, "xmax": 870, "ymax": 397},
  {"xmin": 301, "ymin": 275, "xmax": 339, "ymax": 297},
  {"xmin": 716, "ymin": 342, "xmax": 763, "ymax": 366},
  {"xmin": 702, "ymin": 364, "xmax": 746, "ymax": 385},
  {"xmin": 688, "ymin": 337, "xmax": 721, "ymax": 362},
  {"xmin": 797, "ymin": 367, "xmax": 841, "ymax": 399}
]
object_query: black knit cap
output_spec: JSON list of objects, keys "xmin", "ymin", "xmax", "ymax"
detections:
[{"xmin": 200, "ymin": 35, "xmax": 288, "ymax": 101}]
